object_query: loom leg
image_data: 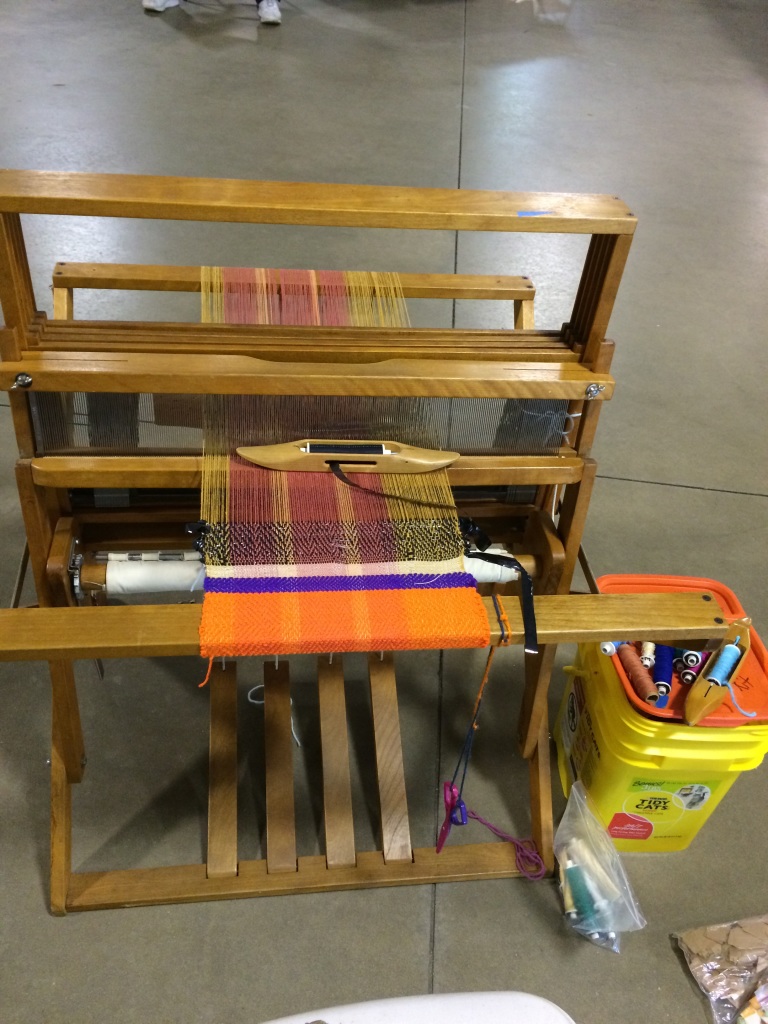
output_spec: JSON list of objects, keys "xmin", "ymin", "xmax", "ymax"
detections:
[
  {"xmin": 556, "ymin": 459, "xmax": 597, "ymax": 594},
  {"xmin": 49, "ymin": 713, "xmax": 72, "ymax": 915},
  {"xmin": 517, "ymin": 643, "xmax": 557, "ymax": 762},
  {"xmin": 528, "ymin": 712, "xmax": 554, "ymax": 874},
  {"xmin": 50, "ymin": 661, "xmax": 85, "ymax": 784}
]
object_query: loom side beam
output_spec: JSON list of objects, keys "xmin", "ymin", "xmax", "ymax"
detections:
[
  {"xmin": 0, "ymin": 595, "xmax": 728, "ymax": 662},
  {"xmin": 0, "ymin": 353, "xmax": 615, "ymax": 401},
  {"xmin": 0, "ymin": 170, "xmax": 637, "ymax": 234}
]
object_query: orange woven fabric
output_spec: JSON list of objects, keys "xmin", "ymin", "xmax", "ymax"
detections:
[{"xmin": 200, "ymin": 586, "xmax": 489, "ymax": 657}]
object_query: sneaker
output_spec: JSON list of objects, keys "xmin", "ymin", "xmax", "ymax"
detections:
[
  {"xmin": 257, "ymin": 0, "xmax": 281, "ymax": 23},
  {"xmin": 142, "ymin": 0, "xmax": 180, "ymax": 10}
]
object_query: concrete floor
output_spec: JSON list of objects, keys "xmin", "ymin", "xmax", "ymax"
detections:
[{"xmin": 1, "ymin": 1, "xmax": 767, "ymax": 1022}]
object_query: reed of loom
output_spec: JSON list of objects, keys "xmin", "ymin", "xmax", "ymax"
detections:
[{"xmin": 0, "ymin": 170, "xmax": 726, "ymax": 916}]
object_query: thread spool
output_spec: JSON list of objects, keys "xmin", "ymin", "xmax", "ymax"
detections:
[
  {"xmin": 682, "ymin": 649, "xmax": 704, "ymax": 668},
  {"xmin": 618, "ymin": 642, "xmax": 658, "ymax": 704},
  {"xmin": 563, "ymin": 862, "xmax": 599, "ymax": 932},
  {"xmin": 680, "ymin": 651, "xmax": 711, "ymax": 685},
  {"xmin": 640, "ymin": 642, "xmax": 656, "ymax": 669},
  {"xmin": 653, "ymin": 644, "xmax": 674, "ymax": 695},
  {"xmin": 706, "ymin": 642, "xmax": 742, "ymax": 687},
  {"xmin": 600, "ymin": 640, "xmax": 627, "ymax": 656}
]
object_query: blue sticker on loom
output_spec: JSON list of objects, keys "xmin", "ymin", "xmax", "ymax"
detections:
[{"xmin": 518, "ymin": 210, "xmax": 555, "ymax": 216}]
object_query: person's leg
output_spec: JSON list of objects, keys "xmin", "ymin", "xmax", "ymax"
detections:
[{"xmin": 257, "ymin": 0, "xmax": 281, "ymax": 24}]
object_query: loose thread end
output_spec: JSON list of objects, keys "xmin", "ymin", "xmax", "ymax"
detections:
[{"xmin": 199, "ymin": 656, "xmax": 215, "ymax": 688}]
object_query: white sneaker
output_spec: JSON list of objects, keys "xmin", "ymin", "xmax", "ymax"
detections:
[
  {"xmin": 142, "ymin": 0, "xmax": 180, "ymax": 11},
  {"xmin": 257, "ymin": 0, "xmax": 281, "ymax": 24}
]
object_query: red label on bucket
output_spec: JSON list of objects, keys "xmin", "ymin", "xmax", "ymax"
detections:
[{"xmin": 608, "ymin": 812, "xmax": 653, "ymax": 840}]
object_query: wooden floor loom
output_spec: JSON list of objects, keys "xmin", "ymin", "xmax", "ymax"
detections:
[{"xmin": 0, "ymin": 171, "xmax": 729, "ymax": 913}]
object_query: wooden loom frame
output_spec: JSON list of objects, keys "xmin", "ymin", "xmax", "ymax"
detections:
[{"xmin": 0, "ymin": 169, "xmax": 705, "ymax": 914}]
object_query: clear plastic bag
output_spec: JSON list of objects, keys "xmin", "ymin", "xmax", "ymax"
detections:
[
  {"xmin": 738, "ymin": 971, "xmax": 768, "ymax": 1023},
  {"xmin": 513, "ymin": 0, "xmax": 573, "ymax": 26},
  {"xmin": 554, "ymin": 782, "xmax": 646, "ymax": 953},
  {"xmin": 675, "ymin": 917, "xmax": 768, "ymax": 1024}
]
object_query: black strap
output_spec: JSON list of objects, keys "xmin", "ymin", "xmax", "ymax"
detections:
[
  {"xmin": 328, "ymin": 461, "xmax": 459, "ymax": 512},
  {"xmin": 465, "ymin": 551, "xmax": 538, "ymax": 655}
]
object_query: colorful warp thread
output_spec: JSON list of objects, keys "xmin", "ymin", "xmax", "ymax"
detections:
[
  {"xmin": 197, "ymin": 269, "xmax": 489, "ymax": 657},
  {"xmin": 199, "ymin": 449, "xmax": 489, "ymax": 656},
  {"xmin": 201, "ymin": 267, "xmax": 410, "ymax": 328}
]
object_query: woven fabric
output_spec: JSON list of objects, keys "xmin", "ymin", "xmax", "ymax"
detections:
[
  {"xmin": 199, "ymin": 459, "xmax": 489, "ymax": 657},
  {"xmin": 197, "ymin": 266, "xmax": 488, "ymax": 658},
  {"xmin": 201, "ymin": 588, "xmax": 488, "ymax": 656}
]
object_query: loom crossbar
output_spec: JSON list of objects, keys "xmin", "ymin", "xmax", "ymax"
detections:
[{"xmin": 0, "ymin": 595, "xmax": 725, "ymax": 661}]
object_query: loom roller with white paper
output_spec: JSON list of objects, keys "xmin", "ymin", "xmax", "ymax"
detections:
[
  {"xmin": 83, "ymin": 549, "xmax": 524, "ymax": 596},
  {"xmin": 75, "ymin": 440, "xmax": 526, "ymax": 597}
]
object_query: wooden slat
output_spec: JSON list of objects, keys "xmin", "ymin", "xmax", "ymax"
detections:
[
  {"xmin": 52, "ymin": 286, "xmax": 73, "ymax": 320},
  {"xmin": 368, "ymin": 654, "xmax": 412, "ymax": 864},
  {"xmin": 30, "ymin": 319, "xmax": 567, "ymax": 364},
  {"xmin": 0, "ymin": 170, "xmax": 636, "ymax": 234},
  {"xmin": 263, "ymin": 661, "xmax": 297, "ymax": 873},
  {"xmin": 33, "ymin": 317, "xmax": 561, "ymax": 362},
  {"xmin": 38, "ymin": 320, "xmax": 560, "ymax": 345},
  {"xmin": 29, "ymin": 452, "xmax": 585, "ymax": 490},
  {"xmin": 0, "ymin": 351, "xmax": 615, "ymax": 400},
  {"xmin": 52, "ymin": 263, "xmax": 537, "ymax": 302},
  {"xmin": 317, "ymin": 658, "xmax": 356, "ymax": 869},
  {"xmin": 206, "ymin": 661, "xmax": 238, "ymax": 879},
  {"xmin": 65, "ymin": 842, "xmax": 534, "ymax": 911},
  {"xmin": 0, "ymin": 593, "xmax": 729, "ymax": 662}
]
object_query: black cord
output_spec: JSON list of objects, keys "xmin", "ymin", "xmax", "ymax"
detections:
[
  {"xmin": 328, "ymin": 461, "xmax": 459, "ymax": 513},
  {"xmin": 465, "ymin": 551, "xmax": 538, "ymax": 655}
]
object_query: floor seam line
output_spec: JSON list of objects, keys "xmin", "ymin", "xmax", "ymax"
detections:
[
  {"xmin": 451, "ymin": 0, "xmax": 468, "ymax": 331},
  {"xmin": 597, "ymin": 474, "xmax": 767, "ymax": 499}
]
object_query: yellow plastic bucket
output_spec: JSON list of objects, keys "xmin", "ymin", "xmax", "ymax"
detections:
[{"xmin": 555, "ymin": 642, "xmax": 768, "ymax": 851}]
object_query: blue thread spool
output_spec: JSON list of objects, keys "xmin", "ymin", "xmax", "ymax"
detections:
[
  {"xmin": 653, "ymin": 644, "xmax": 674, "ymax": 694},
  {"xmin": 600, "ymin": 640, "xmax": 627, "ymax": 656},
  {"xmin": 683, "ymin": 649, "xmax": 703, "ymax": 668},
  {"xmin": 706, "ymin": 643, "xmax": 742, "ymax": 687}
]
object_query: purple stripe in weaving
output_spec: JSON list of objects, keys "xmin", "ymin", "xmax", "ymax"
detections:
[{"xmin": 204, "ymin": 572, "xmax": 477, "ymax": 594}]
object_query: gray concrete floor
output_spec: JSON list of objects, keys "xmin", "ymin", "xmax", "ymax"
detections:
[{"xmin": 1, "ymin": 1, "xmax": 767, "ymax": 1022}]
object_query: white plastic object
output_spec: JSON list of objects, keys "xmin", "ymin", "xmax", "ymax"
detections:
[
  {"xmin": 258, "ymin": 991, "xmax": 576, "ymax": 1024},
  {"xmin": 105, "ymin": 560, "xmax": 203, "ymax": 595}
]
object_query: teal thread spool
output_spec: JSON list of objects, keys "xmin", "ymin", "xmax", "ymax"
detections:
[
  {"xmin": 706, "ymin": 642, "xmax": 742, "ymax": 686},
  {"xmin": 564, "ymin": 861, "xmax": 600, "ymax": 932}
]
